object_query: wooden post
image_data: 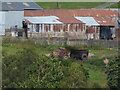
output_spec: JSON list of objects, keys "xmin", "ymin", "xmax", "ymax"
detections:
[
  {"xmin": 84, "ymin": 24, "xmax": 86, "ymax": 31},
  {"xmin": 57, "ymin": 0, "xmax": 60, "ymax": 9},
  {"xmin": 42, "ymin": 24, "xmax": 45, "ymax": 32},
  {"xmin": 39, "ymin": 24, "xmax": 41, "ymax": 33},
  {"xmin": 67, "ymin": 24, "xmax": 70, "ymax": 32},
  {"xmin": 29, "ymin": 24, "xmax": 33, "ymax": 39},
  {"xmin": 50, "ymin": 24, "xmax": 53, "ymax": 32},
  {"xmin": 98, "ymin": 26, "xmax": 100, "ymax": 40}
]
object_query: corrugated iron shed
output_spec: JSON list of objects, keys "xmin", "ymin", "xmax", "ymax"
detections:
[
  {"xmin": 1, "ymin": 2, "xmax": 42, "ymax": 11},
  {"xmin": 75, "ymin": 16, "xmax": 100, "ymax": 26}
]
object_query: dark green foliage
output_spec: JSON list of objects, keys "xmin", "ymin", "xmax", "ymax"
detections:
[
  {"xmin": 2, "ymin": 47, "xmax": 38, "ymax": 88},
  {"xmin": 106, "ymin": 56, "xmax": 120, "ymax": 89},
  {"xmin": 17, "ymin": 57, "xmax": 89, "ymax": 88},
  {"xmin": 2, "ymin": 40, "xmax": 89, "ymax": 88},
  {"xmin": 92, "ymin": 83, "xmax": 101, "ymax": 88},
  {"xmin": 58, "ymin": 63, "xmax": 89, "ymax": 88}
]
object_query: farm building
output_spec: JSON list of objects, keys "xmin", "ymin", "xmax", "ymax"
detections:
[
  {"xmin": 0, "ymin": 2, "xmax": 42, "ymax": 36},
  {"xmin": 24, "ymin": 15, "xmax": 87, "ymax": 39},
  {"xmin": 0, "ymin": 11, "xmax": 6, "ymax": 35},
  {"xmin": 24, "ymin": 9, "xmax": 118, "ymax": 40}
]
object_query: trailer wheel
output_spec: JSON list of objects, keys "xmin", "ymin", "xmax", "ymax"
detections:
[{"xmin": 81, "ymin": 53, "xmax": 88, "ymax": 60}]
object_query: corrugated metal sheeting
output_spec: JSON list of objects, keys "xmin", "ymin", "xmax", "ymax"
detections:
[
  {"xmin": 75, "ymin": 16, "xmax": 100, "ymax": 26},
  {"xmin": 24, "ymin": 16, "xmax": 63, "ymax": 24},
  {"xmin": 24, "ymin": 9, "xmax": 118, "ymax": 17},
  {"xmin": 24, "ymin": 9, "xmax": 118, "ymax": 26},
  {"xmin": 1, "ymin": 2, "xmax": 42, "ymax": 11},
  {"xmin": 5, "ymin": 11, "xmax": 24, "ymax": 29},
  {"xmin": 94, "ymin": 17, "xmax": 116, "ymax": 26}
]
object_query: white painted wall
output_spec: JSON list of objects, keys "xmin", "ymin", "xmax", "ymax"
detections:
[
  {"xmin": 5, "ymin": 11, "xmax": 24, "ymax": 29},
  {"xmin": 0, "ymin": 11, "xmax": 24, "ymax": 35},
  {"xmin": 0, "ymin": 11, "xmax": 6, "ymax": 35}
]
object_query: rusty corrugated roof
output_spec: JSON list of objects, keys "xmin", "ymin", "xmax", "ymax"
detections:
[
  {"xmin": 94, "ymin": 17, "xmax": 115, "ymax": 26},
  {"xmin": 24, "ymin": 9, "xmax": 83, "ymax": 24},
  {"xmin": 24, "ymin": 9, "xmax": 118, "ymax": 25}
]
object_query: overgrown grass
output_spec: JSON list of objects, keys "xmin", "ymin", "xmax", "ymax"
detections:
[
  {"xmin": 82, "ymin": 55, "xmax": 119, "ymax": 88},
  {"xmin": 36, "ymin": 2, "xmax": 105, "ymax": 9},
  {"xmin": 2, "ymin": 39, "xmax": 118, "ymax": 88}
]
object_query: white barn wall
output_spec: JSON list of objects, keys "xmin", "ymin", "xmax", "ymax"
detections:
[
  {"xmin": 0, "ymin": 11, "xmax": 6, "ymax": 35},
  {"xmin": 5, "ymin": 11, "xmax": 24, "ymax": 29}
]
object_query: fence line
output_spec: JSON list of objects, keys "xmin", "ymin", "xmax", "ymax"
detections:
[
  {"xmin": 2, "ymin": 37, "xmax": 119, "ymax": 49},
  {"xmin": 33, "ymin": 39, "xmax": 119, "ymax": 48}
]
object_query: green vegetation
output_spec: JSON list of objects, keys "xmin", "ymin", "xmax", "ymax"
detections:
[
  {"xmin": 106, "ymin": 56, "xmax": 120, "ymax": 89},
  {"xmin": 2, "ymin": 39, "xmax": 88, "ymax": 88},
  {"xmin": 107, "ymin": 2, "xmax": 119, "ymax": 8},
  {"xmin": 2, "ymin": 39, "xmax": 119, "ymax": 88},
  {"xmin": 36, "ymin": 2, "xmax": 104, "ymax": 9},
  {"xmin": 90, "ymin": 49, "xmax": 117, "ymax": 55}
]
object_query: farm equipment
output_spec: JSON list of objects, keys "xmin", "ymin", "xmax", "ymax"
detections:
[
  {"xmin": 51, "ymin": 47, "xmax": 89, "ymax": 60},
  {"xmin": 51, "ymin": 48, "xmax": 69, "ymax": 59}
]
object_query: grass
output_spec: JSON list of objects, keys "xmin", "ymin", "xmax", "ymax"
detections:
[
  {"xmin": 36, "ymin": 2, "xmax": 105, "ymax": 9},
  {"xmin": 82, "ymin": 54, "xmax": 118, "ymax": 88},
  {"xmin": 83, "ymin": 57, "xmax": 107, "ymax": 88},
  {"xmin": 107, "ymin": 2, "xmax": 119, "ymax": 8},
  {"xmin": 89, "ymin": 49, "xmax": 118, "ymax": 55},
  {"xmin": 83, "ymin": 62, "xmax": 108, "ymax": 88}
]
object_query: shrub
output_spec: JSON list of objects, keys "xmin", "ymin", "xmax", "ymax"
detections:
[
  {"xmin": 58, "ymin": 63, "xmax": 89, "ymax": 88},
  {"xmin": 2, "ymin": 47, "xmax": 37, "ymax": 88},
  {"xmin": 106, "ymin": 56, "xmax": 120, "ymax": 89}
]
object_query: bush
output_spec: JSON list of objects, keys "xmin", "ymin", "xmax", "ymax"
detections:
[
  {"xmin": 3, "ymin": 49, "xmax": 89, "ymax": 88},
  {"xmin": 2, "ymin": 47, "xmax": 38, "ymax": 88},
  {"xmin": 58, "ymin": 62, "xmax": 89, "ymax": 88},
  {"xmin": 106, "ymin": 56, "xmax": 120, "ymax": 89}
]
